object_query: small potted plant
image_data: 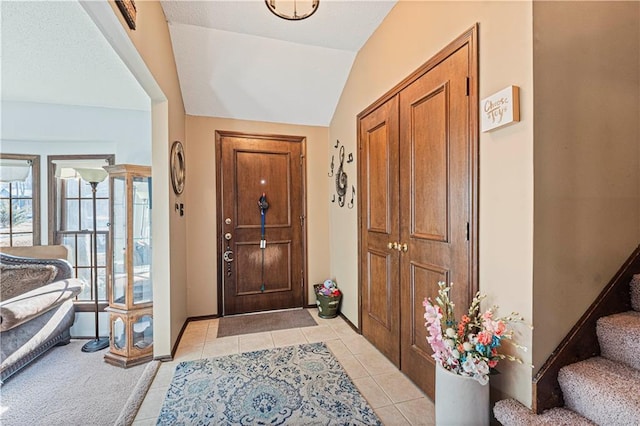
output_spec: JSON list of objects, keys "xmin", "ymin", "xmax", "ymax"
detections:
[{"xmin": 424, "ymin": 281, "xmax": 528, "ymax": 425}]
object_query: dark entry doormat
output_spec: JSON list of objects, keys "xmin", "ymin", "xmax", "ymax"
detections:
[{"xmin": 217, "ymin": 309, "xmax": 317, "ymax": 337}]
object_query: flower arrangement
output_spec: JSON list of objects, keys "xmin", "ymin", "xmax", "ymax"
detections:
[
  {"xmin": 423, "ymin": 282, "xmax": 528, "ymax": 385},
  {"xmin": 316, "ymin": 279, "xmax": 341, "ymax": 297}
]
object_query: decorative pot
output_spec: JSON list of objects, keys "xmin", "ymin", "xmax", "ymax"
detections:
[{"xmin": 435, "ymin": 363, "xmax": 489, "ymax": 425}]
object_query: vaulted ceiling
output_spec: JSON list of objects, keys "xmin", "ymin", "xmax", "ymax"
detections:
[{"xmin": 160, "ymin": 0, "xmax": 396, "ymax": 126}]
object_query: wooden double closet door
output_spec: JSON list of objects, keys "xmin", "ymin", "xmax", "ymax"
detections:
[{"xmin": 358, "ymin": 27, "xmax": 478, "ymax": 399}]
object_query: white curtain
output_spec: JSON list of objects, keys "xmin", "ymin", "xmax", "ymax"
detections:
[{"xmin": 0, "ymin": 159, "xmax": 31, "ymax": 182}]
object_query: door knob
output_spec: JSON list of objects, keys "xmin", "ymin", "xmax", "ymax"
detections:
[
  {"xmin": 399, "ymin": 243, "xmax": 408, "ymax": 252},
  {"xmin": 388, "ymin": 242, "xmax": 398, "ymax": 250}
]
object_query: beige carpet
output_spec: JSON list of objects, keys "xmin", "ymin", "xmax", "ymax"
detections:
[
  {"xmin": 217, "ymin": 309, "xmax": 318, "ymax": 337},
  {"xmin": 0, "ymin": 340, "xmax": 158, "ymax": 426}
]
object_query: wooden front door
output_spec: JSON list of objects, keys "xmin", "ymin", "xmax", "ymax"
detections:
[
  {"xmin": 216, "ymin": 131, "xmax": 306, "ymax": 315},
  {"xmin": 358, "ymin": 27, "xmax": 478, "ymax": 399}
]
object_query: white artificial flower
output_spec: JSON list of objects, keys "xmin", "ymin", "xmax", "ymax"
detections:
[
  {"xmin": 446, "ymin": 339, "xmax": 455, "ymax": 348},
  {"xmin": 462, "ymin": 358, "xmax": 476, "ymax": 374},
  {"xmin": 463, "ymin": 342, "xmax": 473, "ymax": 352},
  {"xmin": 445, "ymin": 327, "xmax": 456, "ymax": 338},
  {"xmin": 451, "ymin": 349, "xmax": 460, "ymax": 359},
  {"xmin": 476, "ymin": 360, "xmax": 489, "ymax": 376}
]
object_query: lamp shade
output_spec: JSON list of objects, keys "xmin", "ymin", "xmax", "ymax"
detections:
[
  {"xmin": 52, "ymin": 159, "xmax": 109, "ymax": 179},
  {"xmin": 73, "ymin": 168, "xmax": 108, "ymax": 184}
]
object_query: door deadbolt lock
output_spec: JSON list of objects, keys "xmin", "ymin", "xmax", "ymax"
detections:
[
  {"xmin": 223, "ymin": 250, "xmax": 234, "ymax": 262},
  {"xmin": 225, "ymin": 232, "xmax": 232, "ymax": 240}
]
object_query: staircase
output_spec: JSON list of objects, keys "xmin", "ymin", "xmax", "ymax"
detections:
[{"xmin": 494, "ymin": 274, "xmax": 640, "ymax": 425}]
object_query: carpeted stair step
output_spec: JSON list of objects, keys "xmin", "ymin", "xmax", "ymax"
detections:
[
  {"xmin": 558, "ymin": 356, "xmax": 640, "ymax": 425},
  {"xmin": 494, "ymin": 398, "xmax": 595, "ymax": 425},
  {"xmin": 630, "ymin": 274, "xmax": 640, "ymax": 311},
  {"xmin": 597, "ymin": 310, "xmax": 640, "ymax": 370}
]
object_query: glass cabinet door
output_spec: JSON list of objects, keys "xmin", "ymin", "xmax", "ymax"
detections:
[
  {"xmin": 132, "ymin": 177, "xmax": 152, "ymax": 305},
  {"xmin": 132, "ymin": 314, "xmax": 153, "ymax": 349},
  {"xmin": 112, "ymin": 176, "xmax": 127, "ymax": 305},
  {"xmin": 107, "ymin": 166, "xmax": 152, "ymax": 310}
]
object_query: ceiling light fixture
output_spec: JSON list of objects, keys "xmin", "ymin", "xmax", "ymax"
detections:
[{"xmin": 265, "ymin": 0, "xmax": 319, "ymax": 21}]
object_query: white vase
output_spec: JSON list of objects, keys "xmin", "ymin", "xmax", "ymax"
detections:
[{"xmin": 435, "ymin": 363, "xmax": 489, "ymax": 426}]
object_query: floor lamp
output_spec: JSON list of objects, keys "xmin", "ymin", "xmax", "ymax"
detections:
[{"xmin": 75, "ymin": 168, "xmax": 110, "ymax": 353}]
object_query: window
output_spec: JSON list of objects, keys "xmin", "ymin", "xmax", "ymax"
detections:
[
  {"xmin": 48, "ymin": 155, "xmax": 114, "ymax": 307},
  {"xmin": 0, "ymin": 154, "xmax": 40, "ymax": 246}
]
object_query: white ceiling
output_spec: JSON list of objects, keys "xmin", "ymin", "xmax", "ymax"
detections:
[
  {"xmin": 161, "ymin": 0, "xmax": 397, "ymax": 126},
  {"xmin": 1, "ymin": 1, "xmax": 150, "ymax": 111},
  {"xmin": 0, "ymin": 1, "xmax": 395, "ymax": 127}
]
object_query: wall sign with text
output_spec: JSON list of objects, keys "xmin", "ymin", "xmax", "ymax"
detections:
[{"xmin": 480, "ymin": 86, "xmax": 520, "ymax": 132}]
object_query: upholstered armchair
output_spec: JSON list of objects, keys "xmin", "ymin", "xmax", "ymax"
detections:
[{"xmin": 0, "ymin": 246, "xmax": 84, "ymax": 383}]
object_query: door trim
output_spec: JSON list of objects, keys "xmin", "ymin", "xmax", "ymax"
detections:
[
  {"xmin": 215, "ymin": 130, "xmax": 308, "ymax": 316},
  {"xmin": 357, "ymin": 23, "xmax": 479, "ymax": 337}
]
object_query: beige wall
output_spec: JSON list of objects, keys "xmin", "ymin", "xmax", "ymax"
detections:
[
  {"xmin": 532, "ymin": 1, "xmax": 640, "ymax": 372},
  {"xmin": 329, "ymin": 1, "xmax": 534, "ymax": 406},
  {"xmin": 185, "ymin": 116, "xmax": 331, "ymax": 316},
  {"xmin": 110, "ymin": 0, "xmax": 187, "ymax": 354}
]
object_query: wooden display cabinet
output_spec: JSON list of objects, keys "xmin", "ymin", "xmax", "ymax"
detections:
[{"xmin": 104, "ymin": 164, "xmax": 153, "ymax": 368}]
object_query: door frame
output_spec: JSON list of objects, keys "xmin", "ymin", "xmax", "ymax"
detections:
[
  {"xmin": 215, "ymin": 130, "xmax": 308, "ymax": 316},
  {"xmin": 357, "ymin": 24, "xmax": 479, "ymax": 331}
]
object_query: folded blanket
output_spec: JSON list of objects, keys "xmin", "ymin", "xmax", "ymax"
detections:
[{"xmin": 0, "ymin": 279, "xmax": 84, "ymax": 332}]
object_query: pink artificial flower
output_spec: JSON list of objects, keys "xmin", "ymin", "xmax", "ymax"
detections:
[
  {"xmin": 488, "ymin": 360, "xmax": 498, "ymax": 368},
  {"xmin": 424, "ymin": 303, "xmax": 442, "ymax": 324},
  {"xmin": 482, "ymin": 316, "xmax": 506, "ymax": 337},
  {"xmin": 477, "ymin": 331, "xmax": 493, "ymax": 345}
]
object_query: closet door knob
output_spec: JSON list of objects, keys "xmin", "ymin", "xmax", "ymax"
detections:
[
  {"xmin": 387, "ymin": 242, "xmax": 399, "ymax": 250},
  {"xmin": 399, "ymin": 243, "xmax": 408, "ymax": 252}
]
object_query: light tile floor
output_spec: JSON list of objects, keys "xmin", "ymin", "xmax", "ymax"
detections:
[{"xmin": 133, "ymin": 309, "xmax": 435, "ymax": 425}]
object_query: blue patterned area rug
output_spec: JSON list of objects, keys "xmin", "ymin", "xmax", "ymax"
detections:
[{"xmin": 157, "ymin": 342, "xmax": 381, "ymax": 425}]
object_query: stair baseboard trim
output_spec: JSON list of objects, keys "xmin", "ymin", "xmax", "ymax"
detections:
[{"xmin": 532, "ymin": 244, "xmax": 640, "ymax": 414}]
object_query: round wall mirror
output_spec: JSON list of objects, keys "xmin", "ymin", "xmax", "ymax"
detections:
[{"xmin": 170, "ymin": 141, "xmax": 185, "ymax": 195}]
